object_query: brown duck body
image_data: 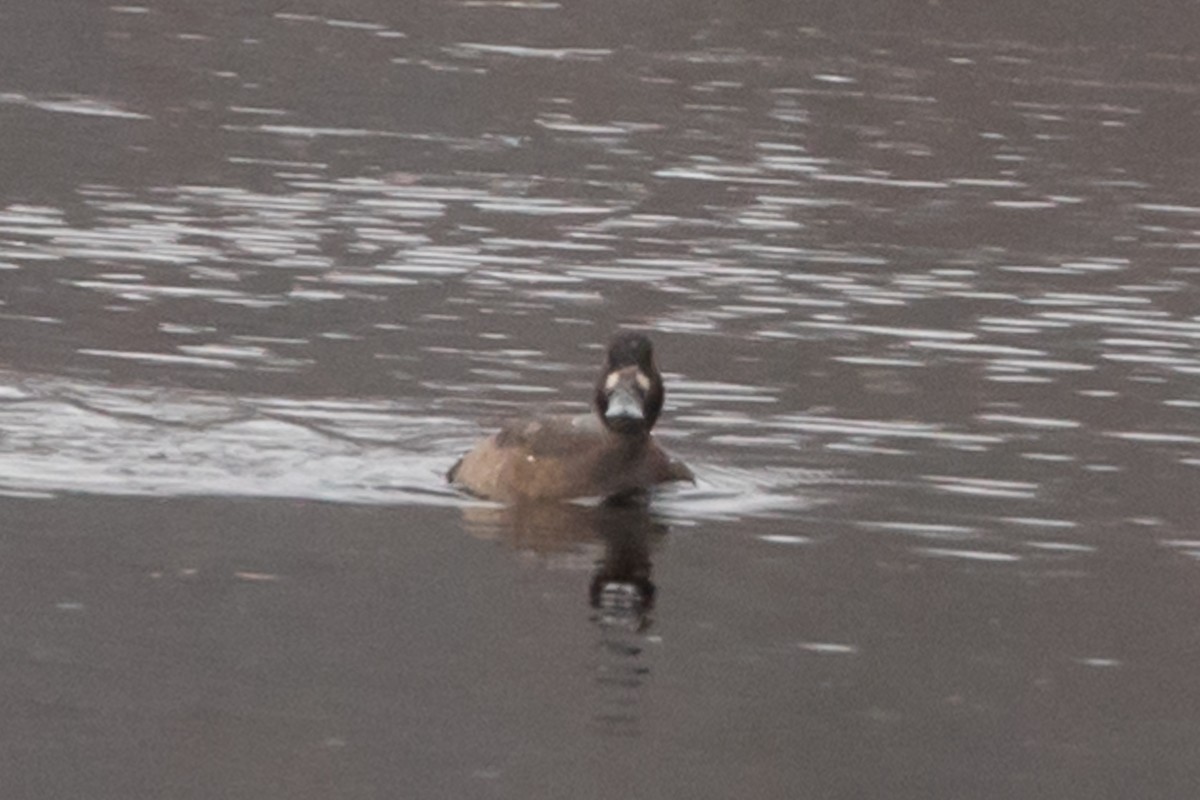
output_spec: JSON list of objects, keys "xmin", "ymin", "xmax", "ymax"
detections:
[
  {"xmin": 449, "ymin": 413, "xmax": 690, "ymax": 503},
  {"xmin": 448, "ymin": 332, "xmax": 693, "ymax": 503}
]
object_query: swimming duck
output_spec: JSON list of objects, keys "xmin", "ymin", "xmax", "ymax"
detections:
[{"xmin": 448, "ymin": 332, "xmax": 693, "ymax": 502}]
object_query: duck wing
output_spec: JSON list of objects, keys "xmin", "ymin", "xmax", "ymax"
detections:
[{"xmin": 493, "ymin": 414, "xmax": 605, "ymax": 457}]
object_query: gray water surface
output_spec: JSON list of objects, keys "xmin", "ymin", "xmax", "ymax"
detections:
[{"xmin": 2, "ymin": 2, "xmax": 1199, "ymax": 798}]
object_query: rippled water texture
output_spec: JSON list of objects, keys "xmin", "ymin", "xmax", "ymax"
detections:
[{"xmin": 1, "ymin": 1, "xmax": 1199, "ymax": 797}]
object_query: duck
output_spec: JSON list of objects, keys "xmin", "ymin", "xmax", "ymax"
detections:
[{"xmin": 448, "ymin": 332, "xmax": 693, "ymax": 503}]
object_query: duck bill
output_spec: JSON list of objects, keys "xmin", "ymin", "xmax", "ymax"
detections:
[{"xmin": 604, "ymin": 385, "xmax": 646, "ymax": 431}]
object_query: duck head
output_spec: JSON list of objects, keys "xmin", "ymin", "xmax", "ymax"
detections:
[{"xmin": 594, "ymin": 332, "xmax": 664, "ymax": 436}]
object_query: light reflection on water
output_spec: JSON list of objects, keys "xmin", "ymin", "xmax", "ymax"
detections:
[{"xmin": 0, "ymin": 369, "xmax": 834, "ymax": 519}]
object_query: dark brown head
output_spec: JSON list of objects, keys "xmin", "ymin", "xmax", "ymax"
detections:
[{"xmin": 593, "ymin": 332, "xmax": 665, "ymax": 435}]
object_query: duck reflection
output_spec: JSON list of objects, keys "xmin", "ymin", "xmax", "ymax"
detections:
[
  {"xmin": 458, "ymin": 498, "xmax": 665, "ymax": 739},
  {"xmin": 457, "ymin": 498, "xmax": 665, "ymax": 630},
  {"xmin": 588, "ymin": 509, "xmax": 658, "ymax": 633}
]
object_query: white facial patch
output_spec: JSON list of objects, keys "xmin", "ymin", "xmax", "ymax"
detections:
[
  {"xmin": 635, "ymin": 370, "xmax": 651, "ymax": 392},
  {"xmin": 604, "ymin": 371, "xmax": 621, "ymax": 391}
]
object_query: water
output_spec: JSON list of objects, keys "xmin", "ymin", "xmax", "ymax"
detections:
[{"xmin": 2, "ymin": 2, "xmax": 1199, "ymax": 797}]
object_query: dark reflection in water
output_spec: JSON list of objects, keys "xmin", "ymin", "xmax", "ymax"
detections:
[
  {"xmin": 587, "ymin": 507, "xmax": 659, "ymax": 740},
  {"xmin": 457, "ymin": 500, "xmax": 662, "ymax": 621},
  {"xmin": 589, "ymin": 509, "xmax": 658, "ymax": 629},
  {"xmin": 457, "ymin": 498, "xmax": 664, "ymax": 736},
  {"xmin": 3, "ymin": 0, "xmax": 1200, "ymax": 796}
]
